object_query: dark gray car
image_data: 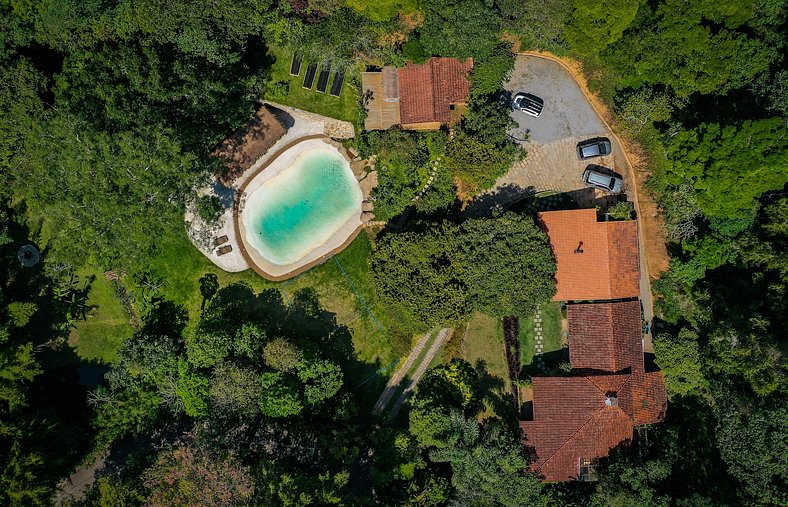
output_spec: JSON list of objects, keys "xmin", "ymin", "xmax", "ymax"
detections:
[{"xmin": 576, "ymin": 137, "xmax": 612, "ymax": 160}]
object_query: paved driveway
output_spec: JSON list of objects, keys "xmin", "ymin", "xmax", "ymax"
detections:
[
  {"xmin": 495, "ymin": 55, "xmax": 619, "ymax": 194},
  {"xmin": 486, "ymin": 55, "xmax": 654, "ymax": 348}
]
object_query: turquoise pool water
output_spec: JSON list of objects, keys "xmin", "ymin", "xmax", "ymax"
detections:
[{"xmin": 242, "ymin": 147, "xmax": 361, "ymax": 266}]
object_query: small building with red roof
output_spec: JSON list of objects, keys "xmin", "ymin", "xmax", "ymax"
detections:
[
  {"xmin": 537, "ymin": 208, "xmax": 640, "ymax": 302},
  {"xmin": 361, "ymin": 57, "xmax": 472, "ymax": 131},
  {"xmin": 568, "ymin": 300, "xmax": 644, "ymax": 374}
]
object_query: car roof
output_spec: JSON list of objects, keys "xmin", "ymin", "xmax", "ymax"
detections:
[
  {"xmin": 582, "ymin": 144, "xmax": 601, "ymax": 155},
  {"xmin": 586, "ymin": 170, "xmax": 611, "ymax": 184}
]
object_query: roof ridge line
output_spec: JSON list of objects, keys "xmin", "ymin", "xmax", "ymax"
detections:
[
  {"xmin": 535, "ymin": 404, "xmax": 603, "ymax": 474},
  {"xmin": 534, "ymin": 377, "xmax": 603, "ymax": 473}
]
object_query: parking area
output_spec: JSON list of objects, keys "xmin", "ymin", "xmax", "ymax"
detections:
[{"xmin": 493, "ymin": 55, "xmax": 627, "ymax": 195}]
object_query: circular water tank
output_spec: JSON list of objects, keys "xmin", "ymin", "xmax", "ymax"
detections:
[{"xmin": 17, "ymin": 245, "xmax": 40, "ymax": 267}]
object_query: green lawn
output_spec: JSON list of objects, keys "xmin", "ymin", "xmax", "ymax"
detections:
[
  {"xmin": 26, "ymin": 207, "xmax": 413, "ymax": 389},
  {"xmin": 149, "ymin": 229, "xmax": 411, "ymax": 388},
  {"xmin": 263, "ymin": 46, "xmax": 361, "ymax": 126},
  {"xmin": 463, "ymin": 312, "xmax": 508, "ymax": 383},
  {"xmin": 519, "ymin": 301, "xmax": 565, "ymax": 367},
  {"xmin": 68, "ymin": 264, "xmax": 135, "ymax": 363}
]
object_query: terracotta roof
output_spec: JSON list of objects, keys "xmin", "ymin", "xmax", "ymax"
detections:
[
  {"xmin": 621, "ymin": 372, "xmax": 668, "ymax": 425},
  {"xmin": 522, "ymin": 372, "xmax": 667, "ymax": 482},
  {"xmin": 537, "ymin": 209, "xmax": 640, "ymax": 301},
  {"xmin": 398, "ymin": 57, "xmax": 472, "ymax": 125},
  {"xmin": 568, "ymin": 301, "xmax": 644, "ymax": 373}
]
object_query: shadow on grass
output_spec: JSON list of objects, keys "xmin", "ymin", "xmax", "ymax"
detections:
[{"xmin": 519, "ymin": 348, "xmax": 570, "ymax": 378}]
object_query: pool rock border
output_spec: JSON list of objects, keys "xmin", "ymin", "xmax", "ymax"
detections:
[{"xmin": 234, "ymin": 135, "xmax": 364, "ymax": 281}]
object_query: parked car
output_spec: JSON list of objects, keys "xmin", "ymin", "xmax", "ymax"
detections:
[
  {"xmin": 512, "ymin": 92, "xmax": 544, "ymax": 117},
  {"xmin": 576, "ymin": 137, "xmax": 612, "ymax": 159},
  {"xmin": 582, "ymin": 165, "xmax": 623, "ymax": 193}
]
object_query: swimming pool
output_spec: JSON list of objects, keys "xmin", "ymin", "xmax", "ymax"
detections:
[{"xmin": 237, "ymin": 137, "xmax": 362, "ymax": 279}]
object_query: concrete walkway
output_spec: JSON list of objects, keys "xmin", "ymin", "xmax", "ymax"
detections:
[
  {"xmin": 372, "ymin": 331, "xmax": 432, "ymax": 415},
  {"xmin": 386, "ymin": 328, "xmax": 452, "ymax": 421}
]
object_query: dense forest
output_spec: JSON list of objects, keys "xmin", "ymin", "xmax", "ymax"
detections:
[{"xmin": 0, "ymin": 0, "xmax": 786, "ymax": 506}]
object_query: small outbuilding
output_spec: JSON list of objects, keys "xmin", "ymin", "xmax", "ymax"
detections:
[{"xmin": 361, "ymin": 57, "xmax": 473, "ymax": 131}]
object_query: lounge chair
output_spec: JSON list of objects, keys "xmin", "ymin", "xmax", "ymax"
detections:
[
  {"xmin": 217, "ymin": 245, "xmax": 233, "ymax": 256},
  {"xmin": 213, "ymin": 235, "xmax": 229, "ymax": 247}
]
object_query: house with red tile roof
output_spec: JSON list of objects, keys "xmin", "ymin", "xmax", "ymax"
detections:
[
  {"xmin": 521, "ymin": 371, "xmax": 667, "ymax": 481},
  {"xmin": 520, "ymin": 300, "xmax": 667, "ymax": 482},
  {"xmin": 361, "ymin": 57, "xmax": 472, "ymax": 131},
  {"xmin": 537, "ymin": 208, "xmax": 640, "ymax": 302}
]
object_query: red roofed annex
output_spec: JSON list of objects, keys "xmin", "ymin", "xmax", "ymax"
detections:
[{"xmin": 361, "ymin": 57, "xmax": 473, "ymax": 131}]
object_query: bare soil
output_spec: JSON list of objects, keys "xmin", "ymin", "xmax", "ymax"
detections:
[{"xmin": 213, "ymin": 105, "xmax": 288, "ymax": 185}]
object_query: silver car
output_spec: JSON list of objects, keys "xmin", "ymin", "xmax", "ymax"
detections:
[
  {"xmin": 582, "ymin": 166, "xmax": 623, "ymax": 193},
  {"xmin": 512, "ymin": 92, "xmax": 544, "ymax": 117},
  {"xmin": 577, "ymin": 137, "xmax": 612, "ymax": 159}
]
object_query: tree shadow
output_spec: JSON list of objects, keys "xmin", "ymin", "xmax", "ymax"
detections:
[
  {"xmin": 463, "ymin": 183, "xmax": 537, "ymax": 219},
  {"xmin": 473, "ymin": 359, "xmax": 520, "ymax": 433},
  {"xmin": 519, "ymin": 348, "xmax": 569, "ymax": 378}
]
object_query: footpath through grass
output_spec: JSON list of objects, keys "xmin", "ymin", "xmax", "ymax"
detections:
[{"xmin": 519, "ymin": 301, "xmax": 564, "ymax": 367}]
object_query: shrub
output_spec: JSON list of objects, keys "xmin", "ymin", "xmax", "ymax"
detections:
[
  {"xmin": 195, "ymin": 195, "xmax": 223, "ymax": 224},
  {"xmin": 268, "ymin": 81, "xmax": 290, "ymax": 102},
  {"xmin": 607, "ymin": 201, "xmax": 634, "ymax": 220},
  {"xmin": 402, "ymin": 40, "xmax": 430, "ymax": 64},
  {"xmin": 6, "ymin": 302, "xmax": 37, "ymax": 327}
]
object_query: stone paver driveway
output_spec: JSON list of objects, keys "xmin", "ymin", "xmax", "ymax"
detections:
[{"xmin": 494, "ymin": 55, "xmax": 624, "ymax": 194}]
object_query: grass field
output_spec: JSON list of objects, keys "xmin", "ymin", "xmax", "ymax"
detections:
[
  {"xmin": 519, "ymin": 301, "xmax": 564, "ymax": 367},
  {"xmin": 463, "ymin": 312, "xmax": 508, "ymax": 382},
  {"xmin": 263, "ymin": 46, "xmax": 361, "ymax": 126},
  {"xmin": 67, "ymin": 265, "xmax": 134, "ymax": 363}
]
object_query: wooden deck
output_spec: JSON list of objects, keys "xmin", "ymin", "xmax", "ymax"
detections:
[{"xmin": 361, "ymin": 69, "xmax": 400, "ymax": 131}]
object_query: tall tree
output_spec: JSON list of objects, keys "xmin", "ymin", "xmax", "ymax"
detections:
[
  {"xmin": 419, "ymin": 0, "xmax": 502, "ymax": 60},
  {"xmin": 429, "ymin": 412, "xmax": 552, "ymax": 506},
  {"xmin": 460, "ymin": 213, "xmax": 556, "ymax": 317},
  {"xmin": 663, "ymin": 119, "xmax": 788, "ymax": 226},
  {"xmin": 565, "ymin": 0, "xmax": 644, "ymax": 56}
]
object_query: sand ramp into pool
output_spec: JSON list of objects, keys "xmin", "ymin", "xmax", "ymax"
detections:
[{"xmin": 235, "ymin": 136, "xmax": 364, "ymax": 281}]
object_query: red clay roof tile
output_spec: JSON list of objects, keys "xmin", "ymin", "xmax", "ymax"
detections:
[
  {"xmin": 398, "ymin": 57, "xmax": 472, "ymax": 124},
  {"xmin": 537, "ymin": 209, "xmax": 640, "ymax": 301},
  {"xmin": 568, "ymin": 301, "xmax": 644, "ymax": 373},
  {"xmin": 522, "ymin": 371, "xmax": 667, "ymax": 482}
]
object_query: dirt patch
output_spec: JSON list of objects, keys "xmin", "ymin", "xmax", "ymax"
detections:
[{"xmin": 213, "ymin": 105, "xmax": 288, "ymax": 185}]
